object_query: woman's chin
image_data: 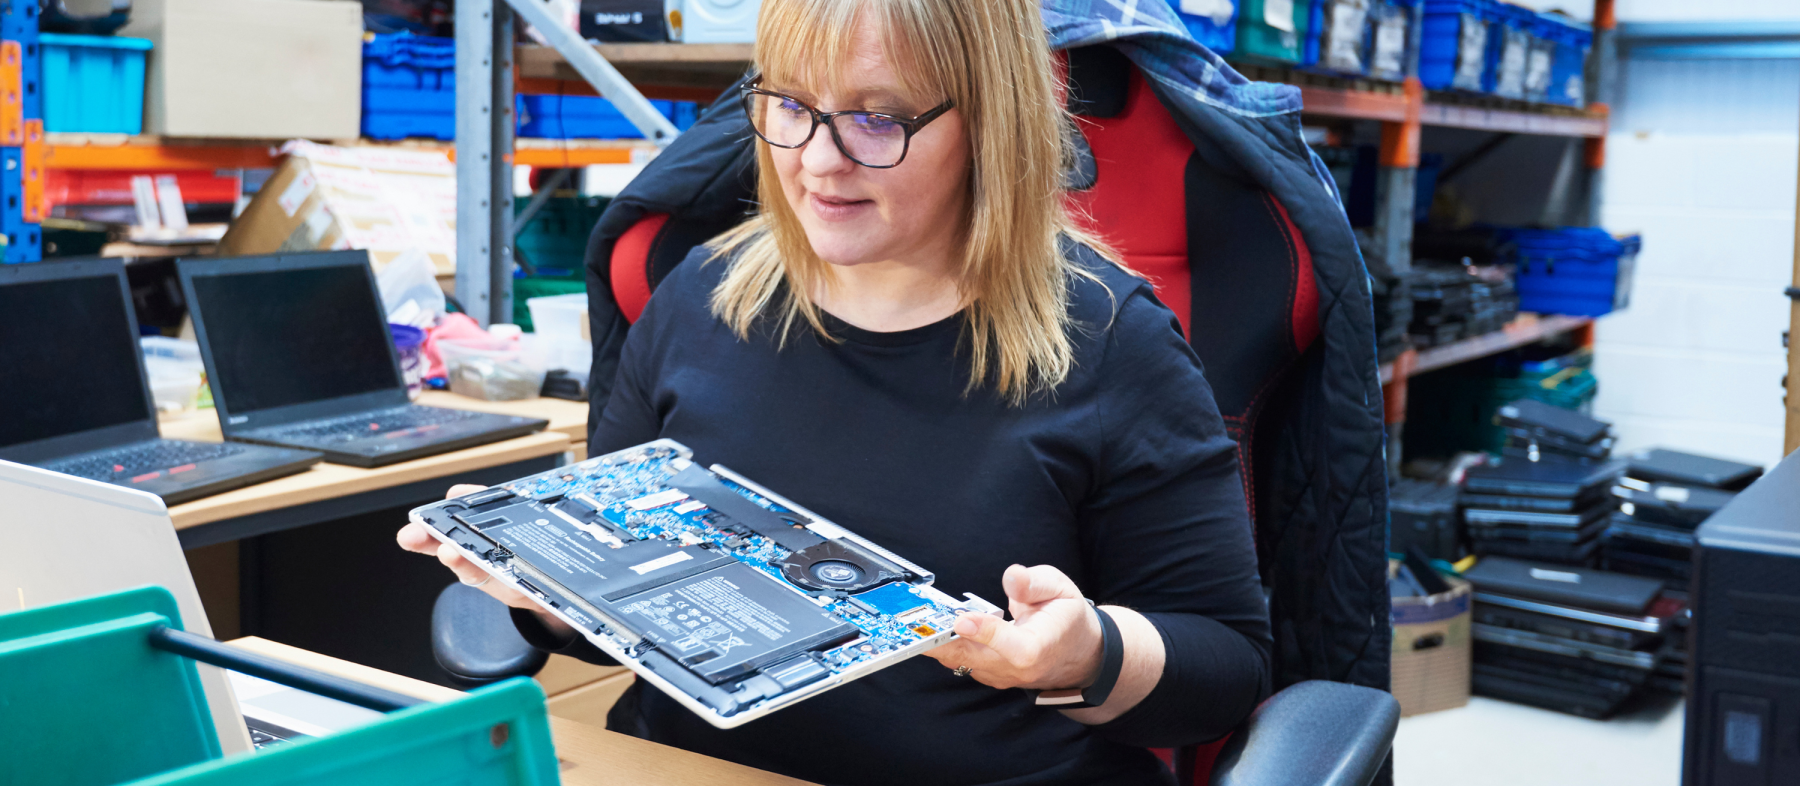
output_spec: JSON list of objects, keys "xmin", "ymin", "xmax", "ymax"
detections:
[{"xmin": 806, "ymin": 237, "xmax": 884, "ymax": 268}]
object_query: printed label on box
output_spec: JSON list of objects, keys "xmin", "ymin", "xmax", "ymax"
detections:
[
  {"xmin": 278, "ymin": 171, "xmax": 317, "ymax": 217},
  {"xmin": 1265, "ymin": 0, "xmax": 1295, "ymax": 32}
]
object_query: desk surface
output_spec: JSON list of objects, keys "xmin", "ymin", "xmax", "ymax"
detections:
[
  {"xmin": 414, "ymin": 391, "xmax": 589, "ymax": 443},
  {"xmin": 227, "ymin": 637, "xmax": 812, "ymax": 786},
  {"xmin": 160, "ymin": 407, "xmax": 570, "ymax": 532}
]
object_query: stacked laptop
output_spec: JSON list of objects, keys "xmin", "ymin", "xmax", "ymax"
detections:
[
  {"xmin": 1464, "ymin": 556, "xmax": 1682, "ymax": 718},
  {"xmin": 1405, "ymin": 264, "xmax": 1520, "ymax": 348},
  {"xmin": 1495, "ymin": 398, "xmax": 1614, "ymax": 463},
  {"xmin": 1600, "ymin": 448, "xmax": 1762, "ymax": 696},
  {"xmin": 1460, "ymin": 453, "xmax": 1623, "ymax": 566}
]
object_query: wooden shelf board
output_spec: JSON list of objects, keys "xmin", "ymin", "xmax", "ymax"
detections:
[
  {"xmin": 1379, "ymin": 314, "xmax": 1593, "ymax": 384},
  {"xmin": 1298, "ymin": 84, "xmax": 1411, "ymax": 123}
]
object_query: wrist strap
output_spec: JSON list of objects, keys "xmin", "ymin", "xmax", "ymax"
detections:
[{"xmin": 1033, "ymin": 603, "xmax": 1124, "ymax": 709}]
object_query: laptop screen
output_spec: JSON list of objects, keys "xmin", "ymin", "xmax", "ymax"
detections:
[
  {"xmin": 188, "ymin": 261, "xmax": 401, "ymax": 415},
  {"xmin": 0, "ymin": 270, "xmax": 151, "ymax": 447}
]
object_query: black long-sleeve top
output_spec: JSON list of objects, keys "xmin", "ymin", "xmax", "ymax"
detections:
[{"xmin": 516, "ymin": 242, "xmax": 1271, "ymax": 786}]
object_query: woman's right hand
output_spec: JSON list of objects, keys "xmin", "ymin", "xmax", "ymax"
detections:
[{"xmin": 396, "ymin": 484, "xmax": 577, "ymax": 642}]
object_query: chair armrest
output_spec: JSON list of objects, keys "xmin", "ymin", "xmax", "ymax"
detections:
[
  {"xmin": 430, "ymin": 582, "xmax": 548, "ymax": 687},
  {"xmin": 1208, "ymin": 680, "xmax": 1400, "ymax": 786}
]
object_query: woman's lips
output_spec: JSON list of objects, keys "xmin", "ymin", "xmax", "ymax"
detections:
[{"xmin": 808, "ymin": 192, "xmax": 872, "ymax": 222}]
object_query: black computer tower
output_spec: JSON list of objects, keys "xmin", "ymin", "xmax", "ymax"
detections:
[{"xmin": 1683, "ymin": 449, "xmax": 1799, "ymax": 786}]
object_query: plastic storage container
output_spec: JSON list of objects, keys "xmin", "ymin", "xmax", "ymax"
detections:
[
  {"xmin": 1501, "ymin": 227, "xmax": 1640, "ymax": 318},
  {"xmin": 389, "ymin": 323, "xmax": 427, "ymax": 399},
  {"xmin": 40, "ymin": 33, "xmax": 152, "ymax": 134},
  {"xmin": 438, "ymin": 336, "xmax": 548, "ymax": 401},
  {"xmin": 140, "ymin": 336, "xmax": 207, "ymax": 415},
  {"xmin": 526, "ymin": 294, "xmax": 593, "ymax": 378},
  {"xmin": 1366, "ymin": 0, "xmax": 1417, "ymax": 81},
  {"xmin": 1235, "ymin": 0, "xmax": 1310, "ymax": 65},
  {"xmin": 1543, "ymin": 15, "xmax": 1590, "ymax": 107},
  {"xmin": 1488, "ymin": 3, "xmax": 1533, "ymax": 99},
  {"xmin": 1165, "ymin": 0, "xmax": 1238, "ymax": 55},
  {"xmin": 1419, "ymin": 0, "xmax": 1490, "ymax": 92},
  {"xmin": 361, "ymin": 32, "xmax": 455, "ymax": 141},
  {"xmin": 516, "ymin": 94, "xmax": 698, "ymax": 139},
  {"xmin": 1312, "ymin": 0, "xmax": 1372, "ymax": 76}
]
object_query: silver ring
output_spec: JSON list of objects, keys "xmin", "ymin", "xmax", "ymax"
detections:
[
  {"xmin": 461, "ymin": 575, "xmax": 492, "ymax": 588},
  {"xmin": 952, "ymin": 665, "xmax": 972, "ymax": 677}
]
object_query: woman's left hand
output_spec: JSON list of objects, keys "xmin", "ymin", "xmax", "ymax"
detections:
[{"xmin": 922, "ymin": 564, "xmax": 1104, "ymax": 691}]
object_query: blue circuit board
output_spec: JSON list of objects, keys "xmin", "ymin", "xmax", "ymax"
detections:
[{"xmin": 485, "ymin": 441, "xmax": 967, "ymax": 678}]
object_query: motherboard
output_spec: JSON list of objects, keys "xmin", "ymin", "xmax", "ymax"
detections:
[{"xmin": 411, "ymin": 439, "xmax": 999, "ymax": 728}]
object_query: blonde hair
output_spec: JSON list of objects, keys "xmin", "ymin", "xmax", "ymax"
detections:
[{"xmin": 707, "ymin": 0, "xmax": 1122, "ymax": 405}]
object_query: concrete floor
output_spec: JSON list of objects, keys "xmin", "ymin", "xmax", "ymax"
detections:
[{"xmin": 1395, "ymin": 695, "xmax": 1686, "ymax": 786}]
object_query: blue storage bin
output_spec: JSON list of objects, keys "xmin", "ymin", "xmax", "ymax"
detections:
[
  {"xmin": 1488, "ymin": 3, "xmax": 1534, "ymax": 99},
  {"xmin": 40, "ymin": 33, "xmax": 151, "ymax": 134},
  {"xmin": 518, "ymin": 94, "xmax": 699, "ymax": 139},
  {"xmin": 1420, "ymin": 0, "xmax": 1490, "ymax": 92},
  {"xmin": 1367, "ymin": 0, "xmax": 1417, "ymax": 81},
  {"xmin": 1300, "ymin": 0, "xmax": 1324, "ymax": 68},
  {"xmin": 1500, "ymin": 228, "xmax": 1639, "ymax": 317},
  {"xmin": 1543, "ymin": 15, "xmax": 1590, "ymax": 107},
  {"xmin": 362, "ymin": 32, "xmax": 456, "ymax": 141},
  {"xmin": 1163, "ymin": 0, "xmax": 1237, "ymax": 55}
]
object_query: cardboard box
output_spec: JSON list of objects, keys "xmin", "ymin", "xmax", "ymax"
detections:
[
  {"xmin": 220, "ymin": 141, "xmax": 457, "ymax": 274},
  {"xmin": 121, "ymin": 0, "xmax": 362, "ymax": 138},
  {"xmin": 1390, "ymin": 566, "xmax": 1472, "ymax": 717}
]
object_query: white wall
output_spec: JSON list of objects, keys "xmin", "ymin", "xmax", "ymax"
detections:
[{"xmin": 1592, "ymin": 56, "xmax": 1799, "ymax": 469}]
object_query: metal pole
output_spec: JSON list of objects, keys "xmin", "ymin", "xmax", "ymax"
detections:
[
  {"xmin": 491, "ymin": 4, "xmax": 517, "ymax": 326},
  {"xmin": 456, "ymin": 0, "xmax": 499, "ymax": 327}
]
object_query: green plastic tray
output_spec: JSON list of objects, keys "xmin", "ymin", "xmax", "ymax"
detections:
[{"xmin": 0, "ymin": 587, "xmax": 560, "ymax": 786}]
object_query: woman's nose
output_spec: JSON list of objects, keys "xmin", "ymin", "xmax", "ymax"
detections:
[{"xmin": 800, "ymin": 124, "xmax": 857, "ymax": 177}]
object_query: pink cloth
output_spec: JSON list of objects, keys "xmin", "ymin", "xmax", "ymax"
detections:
[{"xmin": 423, "ymin": 313, "xmax": 490, "ymax": 380}]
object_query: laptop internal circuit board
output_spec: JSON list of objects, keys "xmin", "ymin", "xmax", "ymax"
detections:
[{"xmin": 413, "ymin": 439, "xmax": 998, "ymax": 727}]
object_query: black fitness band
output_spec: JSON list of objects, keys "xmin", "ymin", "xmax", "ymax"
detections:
[{"xmin": 1033, "ymin": 601, "xmax": 1124, "ymax": 709}]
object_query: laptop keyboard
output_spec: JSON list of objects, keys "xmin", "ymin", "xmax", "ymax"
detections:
[
  {"xmin": 48, "ymin": 441, "xmax": 247, "ymax": 482},
  {"xmin": 266, "ymin": 406, "xmax": 485, "ymax": 444}
]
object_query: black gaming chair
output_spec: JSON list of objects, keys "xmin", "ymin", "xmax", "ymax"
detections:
[{"xmin": 433, "ymin": 43, "xmax": 1397, "ymax": 786}]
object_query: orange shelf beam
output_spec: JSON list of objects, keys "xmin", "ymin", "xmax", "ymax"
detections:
[
  {"xmin": 1298, "ymin": 84, "xmax": 1411, "ymax": 123},
  {"xmin": 46, "ymin": 136, "xmax": 660, "ymax": 171}
]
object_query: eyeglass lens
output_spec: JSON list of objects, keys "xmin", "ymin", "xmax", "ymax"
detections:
[{"xmin": 745, "ymin": 93, "xmax": 910, "ymax": 167}]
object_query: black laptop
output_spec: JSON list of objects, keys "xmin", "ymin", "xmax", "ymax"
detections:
[
  {"xmin": 1625, "ymin": 448, "xmax": 1762, "ymax": 491},
  {"xmin": 0, "ymin": 259, "xmax": 323, "ymax": 503},
  {"xmin": 1462, "ymin": 454, "xmax": 1623, "ymax": 500},
  {"xmin": 176, "ymin": 251, "xmax": 548, "ymax": 467}
]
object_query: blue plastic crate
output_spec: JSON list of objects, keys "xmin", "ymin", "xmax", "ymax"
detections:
[
  {"xmin": 363, "ymin": 112, "xmax": 454, "ymax": 141},
  {"xmin": 1487, "ymin": 3, "xmax": 1534, "ymax": 99},
  {"xmin": 361, "ymin": 32, "xmax": 455, "ymax": 140},
  {"xmin": 1, "ymin": 145, "xmax": 39, "ymax": 263},
  {"xmin": 1543, "ymin": 15, "xmax": 1590, "ymax": 107},
  {"xmin": 1163, "ymin": 0, "xmax": 1237, "ymax": 55},
  {"xmin": 40, "ymin": 34, "xmax": 151, "ymax": 134},
  {"xmin": 518, "ymin": 94, "xmax": 698, "ymax": 139},
  {"xmin": 1500, "ymin": 228, "xmax": 1638, "ymax": 317},
  {"xmin": 1367, "ymin": 0, "xmax": 1417, "ymax": 82},
  {"xmin": 1420, "ymin": 0, "xmax": 1490, "ymax": 91}
]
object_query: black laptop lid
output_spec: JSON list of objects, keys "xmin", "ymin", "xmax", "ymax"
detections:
[
  {"xmin": 1463, "ymin": 556, "xmax": 1665, "ymax": 616},
  {"xmin": 1463, "ymin": 455, "xmax": 1623, "ymax": 498},
  {"xmin": 0, "ymin": 259, "xmax": 160, "ymax": 462},
  {"xmin": 178, "ymin": 251, "xmax": 407, "ymax": 432},
  {"xmin": 1626, "ymin": 448, "xmax": 1763, "ymax": 491},
  {"xmin": 1496, "ymin": 399, "xmax": 1611, "ymax": 444}
]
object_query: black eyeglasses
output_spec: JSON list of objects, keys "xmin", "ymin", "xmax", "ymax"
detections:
[{"xmin": 740, "ymin": 79, "xmax": 955, "ymax": 169}]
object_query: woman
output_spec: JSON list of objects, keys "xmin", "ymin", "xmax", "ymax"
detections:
[{"xmin": 400, "ymin": 0, "xmax": 1270, "ymax": 782}]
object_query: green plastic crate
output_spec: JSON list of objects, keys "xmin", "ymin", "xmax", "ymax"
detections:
[
  {"xmin": 512, "ymin": 196, "xmax": 606, "ymax": 331},
  {"xmin": 0, "ymin": 587, "xmax": 560, "ymax": 786},
  {"xmin": 1235, "ymin": 0, "xmax": 1311, "ymax": 65}
]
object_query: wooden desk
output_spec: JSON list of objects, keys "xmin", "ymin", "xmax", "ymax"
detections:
[
  {"xmin": 155, "ymin": 406, "xmax": 570, "ymax": 681},
  {"xmin": 227, "ymin": 637, "xmax": 812, "ymax": 786},
  {"xmin": 414, "ymin": 391, "xmax": 589, "ymax": 443}
]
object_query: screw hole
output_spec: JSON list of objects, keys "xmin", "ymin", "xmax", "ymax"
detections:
[{"xmin": 490, "ymin": 723, "xmax": 510, "ymax": 748}]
